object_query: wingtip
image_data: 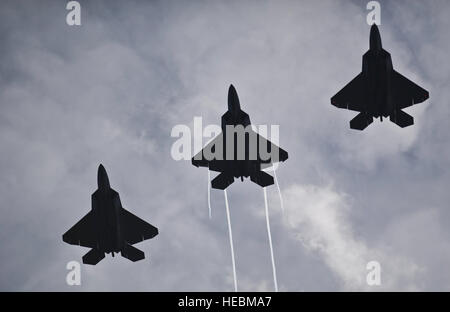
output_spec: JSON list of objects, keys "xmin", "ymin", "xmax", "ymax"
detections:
[{"xmin": 330, "ymin": 96, "xmax": 340, "ymax": 108}]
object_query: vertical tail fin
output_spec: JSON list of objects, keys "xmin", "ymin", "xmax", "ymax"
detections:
[
  {"xmin": 82, "ymin": 249, "xmax": 105, "ymax": 265},
  {"xmin": 121, "ymin": 243, "xmax": 145, "ymax": 262}
]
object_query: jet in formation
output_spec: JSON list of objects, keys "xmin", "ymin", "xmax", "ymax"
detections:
[
  {"xmin": 192, "ymin": 85, "xmax": 288, "ymax": 190},
  {"xmin": 63, "ymin": 164, "xmax": 158, "ymax": 265},
  {"xmin": 331, "ymin": 24, "xmax": 429, "ymax": 130}
]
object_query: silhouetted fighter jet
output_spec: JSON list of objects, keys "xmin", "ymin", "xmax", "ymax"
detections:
[
  {"xmin": 331, "ymin": 24, "xmax": 429, "ymax": 130},
  {"xmin": 192, "ymin": 85, "xmax": 288, "ymax": 190},
  {"xmin": 63, "ymin": 165, "xmax": 158, "ymax": 265}
]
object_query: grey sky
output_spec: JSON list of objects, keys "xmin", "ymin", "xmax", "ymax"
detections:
[{"xmin": 0, "ymin": 0, "xmax": 449, "ymax": 291}]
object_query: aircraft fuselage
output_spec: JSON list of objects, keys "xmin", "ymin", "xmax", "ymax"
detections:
[
  {"xmin": 92, "ymin": 189, "xmax": 123, "ymax": 255},
  {"xmin": 362, "ymin": 49, "xmax": 394, "ymax": 119}
]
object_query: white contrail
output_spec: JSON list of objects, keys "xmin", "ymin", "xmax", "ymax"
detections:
[
  {"xmin": 263, "ymin": 187, "xmax": 278, "ymax": 292},
  {"xmin": 207, "ymin": 170, "xmax": 212, "ymax": 219},
  {"xmin": 273, "ymin": 169, "xmax": 284, "ymax": 212},
  {"xmin": 224, "ymin": 190, "xmax": 238, "ymax": 292}
]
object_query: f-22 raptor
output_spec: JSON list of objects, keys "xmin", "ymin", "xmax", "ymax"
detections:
[
  {"xmin": 63, "ymin": 165, "xmax": 158, "ymax": 265},
  {"xmin": 331, "ymin": 24, "xmax": 429, "ymax": 130},
  {"xmin": 192, "ymin": 85, "xmax": 288, "ymax": 190}
]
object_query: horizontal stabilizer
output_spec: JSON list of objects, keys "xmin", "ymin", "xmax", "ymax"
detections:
[
  {"xmin": 82, "ymin": 248, "xmax": 105, "ymax": 265},
  {"xmin": 121, "ymin": 243, "xmax": 145, "ymax": 262},
  {"xmin": 350, "ymin": 113, "xmax": 373, "ymax": 131},
  {"xmin": 250, "ymin": 171, "xmax": 274, "ymax": 188},
  {"xmin": 390, "ymin": 110, "xmax": 414, "ymax": 128},
  {"xmin": 211, "ymin": 172, "xmax": 234, "ymax": 190}
]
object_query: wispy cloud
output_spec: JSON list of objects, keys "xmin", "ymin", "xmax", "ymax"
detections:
[{"xmin": 283, "ymin": 184, "xmax": 423, "ymax": 291}]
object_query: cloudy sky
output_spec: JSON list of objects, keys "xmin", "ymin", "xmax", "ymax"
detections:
[{"xmin": 0, "ymin": 0, "xmax": 449, "ymax": 291}]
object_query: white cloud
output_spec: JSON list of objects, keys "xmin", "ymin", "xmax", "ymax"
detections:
[{"xmin": 283, "ymin": 184, "xmax": 423, "ymax": 291}]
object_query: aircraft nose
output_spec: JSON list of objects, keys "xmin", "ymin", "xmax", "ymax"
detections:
[
  {"xmin": 369, "ymin": 24, "xmax": 382, "ymax": 51},
  {"xmin": 228, "ymin": 84, "xmax": 241, "ymax": 112},
  {"xmin": 97, "ymin": 164, "xmax": 110, "ymax": 190}
]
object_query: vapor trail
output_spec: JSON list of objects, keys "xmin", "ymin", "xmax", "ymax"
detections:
[
  {"xmin": 263, "ymin": 187, "xmax": 278, "ymax": 292},
  {"xmin": 224, "ymin": 190, "xmax": 238, "ymax": 292},
  {"xmin": 273, "ymin": 169, "xmax": 284, "ymax": 212},
  {"xmin": 207, "ymin": 170, "xmax": 212, "ymax": 219}
]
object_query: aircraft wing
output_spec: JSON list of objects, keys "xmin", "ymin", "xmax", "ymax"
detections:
[
  {"xmin": 331, "ymin": 73, "xmax": 366, "ymax": 112},
  {"xmin": 255, "ymin": 132, "xmax": 288, "ymax": 164},
  {"xmin": 192, "ymin": 133, "xmax": 224, "ymax": 170},
  {"xmin": 62, "ymin": 211, "xmax": 98, "ymax": 248},
  {"xmin": 120, "ymin": 208, "xmax": 158, "ymax": 245},
  {"xmin": 192, "ymin": 130, "xmax": 287, "ymax": 167},
  {"xmin": 392, "ymin": 70, "xmax": 429, "ymax": 109}
]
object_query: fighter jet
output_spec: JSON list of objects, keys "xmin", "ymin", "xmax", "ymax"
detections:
[
  {"xmin": 192, "ymin": 85, "xmax": 288, "ymax": 190},
  {"xmin": 331, "ymin": 24, "xmax": 429, "ymax": 130},
  {"xmin": 62, "ymin": 164, "xmax": 158, "ymax": 265}
]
